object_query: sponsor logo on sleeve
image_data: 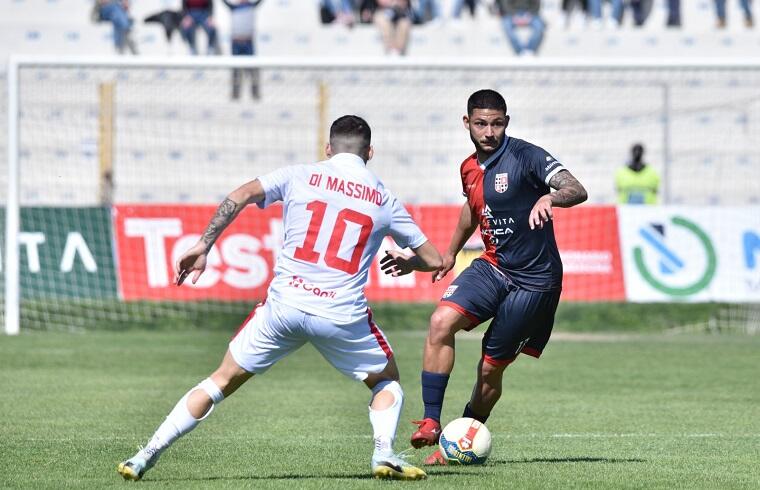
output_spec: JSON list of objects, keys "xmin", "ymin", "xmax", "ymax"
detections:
[{"xmin": 545, "ymin": 157, "xmax": 562, "ymax": 172}]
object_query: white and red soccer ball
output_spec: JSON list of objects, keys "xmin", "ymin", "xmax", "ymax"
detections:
[{"xmin": 438, "ymin": 417, "xmax": 492, "ymax": 465}]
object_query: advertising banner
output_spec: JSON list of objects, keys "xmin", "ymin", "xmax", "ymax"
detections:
[
  {"xmin": 114, "ymin": 205, "xmax": 281, "ymax": 301},
  {"xmin": 554, "ymin": 206, "xmax": 626, "ymax": 301},
  {"xmin": 113, "ymin": 204, "xmax": 460, "ymax": 302},
  {"xmin": 114, "ymin": 204, "xmax": 624, "ymax": 302},
  {"xmin": 618, "ymin": 206, "xmax": 760, "ymax": 302},
  {"xmin": 0, "ymin": 207, "xmax": 118, "ymax": 298}
]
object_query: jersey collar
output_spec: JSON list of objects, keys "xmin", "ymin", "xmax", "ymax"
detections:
[
  {"xmin": 479, "ymin": 136, "xmax": 509, "ymax": 170},
  {"xmin": 329, "ymin": 153, "xmax": 367, "ymax": 167}
]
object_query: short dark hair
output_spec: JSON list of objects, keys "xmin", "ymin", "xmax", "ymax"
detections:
[
  {"xmin": 329, "ymin": 115, "xmax": 371, "ymax": 156},
  {"xmin": 467, "ymin": 89, "xmax": 507, "ymax": 116},
  {"xmin": 631, "ymin": 143, "xmax": 645, "ymax": 162}
]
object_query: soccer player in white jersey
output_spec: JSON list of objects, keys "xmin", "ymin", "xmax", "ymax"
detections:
[{"xmin": 117, "ymin": 115, "xmax": 442, "ymax": 481}]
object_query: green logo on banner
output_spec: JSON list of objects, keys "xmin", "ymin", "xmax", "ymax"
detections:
[{"xmin": 633, "ymin": 216, "xmax": 717, "ymax": 296}]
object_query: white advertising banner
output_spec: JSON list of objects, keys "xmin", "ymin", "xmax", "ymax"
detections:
[{"xmin": 618, "ymin": 206, "xmax": 760, "ymax": 302}]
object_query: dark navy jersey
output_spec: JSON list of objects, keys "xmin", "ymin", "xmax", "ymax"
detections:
[{"xmin": 460, "ymin": 136, "xmax": 566, "ymax": 291}]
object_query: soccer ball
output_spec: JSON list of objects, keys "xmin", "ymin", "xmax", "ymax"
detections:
[{"xmin": 438, "ymin": 417, "xmax": 492, "ymax": 465}]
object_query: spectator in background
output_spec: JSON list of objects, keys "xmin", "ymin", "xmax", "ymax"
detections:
[
  {"xmin": 415, "ymin": 0, "xmax": 442, "ymax": 24},
  {"xmin": 320, "ymin": 0, "xmax": 357, "ymax": 27},
  {"xmin": 373, "ymin": 0, "xmax": 413, "ymax": 56},
  {"xmin": 358, "ymin": 0, "xmax": 376, "ymax": 23},
  {"xmin": 586, "ymin": 0, "xmax": 602, "ymax": 26},
  {"xmin": 666, "ymin": 0, "xmax": 681, "ymax": 27},
  {"xmin": 561, "ymin": 0, "xmax": 596, "ymax": 28},
  {"xmin": 615, "ymin": 143, "xmax": 660, "ymax": 204},
  {"xmin": 224, "ymin": 0, "xmax": 263, "ymax": 100},
  {"xmin": 96, "ymin": 0, "xmax": 138, "ymax": 54},
  {"xmin": 451, "ymin": 0, "xmax": 479, "ymax": 20},
  {"xmin": 610, "ymin": 0, "xmax": 651, "ymax": 27},
  {"xmin": 497, "ymin": 0, "xmax": 545, "ymax": 56},
  {"xmin": 714, "ymin": 0, "xmax": 754, "ymax": 28},
  {"xmin": 181, "ymin": 0, "xmax": 220, "ymax": 55}
]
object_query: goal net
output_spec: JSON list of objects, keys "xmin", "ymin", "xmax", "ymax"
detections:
[{"xmin": 3, "ymin": 58, "xmax": 759, "ymax": 332}]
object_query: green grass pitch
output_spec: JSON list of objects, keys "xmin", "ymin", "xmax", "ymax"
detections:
[{"xmin": 1, "ymin": 328, "xmax": 758, "ymax": 489}]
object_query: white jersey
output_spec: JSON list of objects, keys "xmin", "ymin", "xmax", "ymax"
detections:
[{"xmin": 256, "ymin": 153, "xmax": 428, "ymax": 322}]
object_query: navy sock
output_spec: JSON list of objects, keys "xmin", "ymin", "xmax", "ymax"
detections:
[
  {"xmin": 421, "ymin": 371, "xmax": 449, "ymax": 422},
  {"xmin": 463, "ymin": 402, "xmax": 489, "ymax": 424}
]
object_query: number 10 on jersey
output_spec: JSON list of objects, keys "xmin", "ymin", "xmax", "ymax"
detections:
[{"xmin": 294, "ymin": 200, "xmax": 374, "ymax": 275}]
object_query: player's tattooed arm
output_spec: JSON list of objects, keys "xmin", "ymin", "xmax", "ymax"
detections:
[
  {"xmin": 199, "ymin": 178, "xmax": 266, "ymax": 251},
  {"xmin": 175, "ymin": 197, "xmax": 244, "ymax": 286},
  {"xmin": 175, "ymin": 179, "xmax": 265, "ymax": 286},
  {"xmin": 529, "ymin": 170, "xmax": 588, "ymax": 230},
  {"xmin": 548, "ymin": 170, "xmax": 588, "ymax": 208},
  {"xmin": 200, "ymin": 198, "xmax": 242, "ymax": 251}
]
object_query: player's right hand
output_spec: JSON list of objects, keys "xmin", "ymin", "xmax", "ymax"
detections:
[
  {"xmin": 433, "ymin": 253, "xmax": 456, "ymax": 283},
  {"xmin": 174, "ymin": 243, "xmax": 208, "ymax": 286},
  {"xmin": 380, "ymin": 250, "xmax": 416, "ymax": 277}
]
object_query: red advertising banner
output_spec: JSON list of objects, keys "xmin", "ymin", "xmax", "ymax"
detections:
[
  {"xmin": 113, "ymin": 204, "xmax": 459, "ymax": 302},
  {"xmin": 553, "ymin": 206, "xmax": 626, "ymax": 301},
  {"xmin": 113, "ymin": 204, "xmax": 624, "ymax": 302},
  {"xmin": 114, "ymin": 205, "xmax": 280, "ymax": 301}
]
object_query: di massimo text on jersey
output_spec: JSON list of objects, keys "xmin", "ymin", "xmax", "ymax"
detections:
[{"xmin": 308, "ymin": 173, "xmax": 383, "ymax": 206}]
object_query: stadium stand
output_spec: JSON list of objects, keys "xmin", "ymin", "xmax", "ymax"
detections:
[
  {"xmin": 1, "ymin": 0, "xmax": 759, "ymax": 59},
  {"xmin": 1, "ymin": 1, "xmax": 758, "ymax": 206}
]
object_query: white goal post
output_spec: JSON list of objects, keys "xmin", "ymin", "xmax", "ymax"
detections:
[{"xmin": 5, "ymin": 56, "xmax": 760, "ymax": 334}]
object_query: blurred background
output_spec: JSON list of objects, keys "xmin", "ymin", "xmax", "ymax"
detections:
[{"xmin": 1, "ymin": 0, "xmax": 758, "ymax": 334}]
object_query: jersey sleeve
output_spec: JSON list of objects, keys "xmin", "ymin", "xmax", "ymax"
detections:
[
  {"xmin": 528, "ymin": 145, "xmax": 567, "ymax": 186},
  {"xmin": 459, "ymin": 156, "xmax": 476, "ymax": 198},
  {"xmin": 388, "ymin": 196, "xmax": 428, "ymax": 250},
  {"xmin": 255, "ymin": 165, "xmax": 297, "ymax": 208}
]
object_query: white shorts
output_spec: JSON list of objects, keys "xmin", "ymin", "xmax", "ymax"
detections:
[{"xmin": 228, "ymin": 300, "xmax": 394, "ymax": 381}]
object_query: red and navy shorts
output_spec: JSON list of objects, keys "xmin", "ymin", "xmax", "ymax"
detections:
[{"xmin": 440, "ymin": 258, "xmax": 561, "ymax": 367}]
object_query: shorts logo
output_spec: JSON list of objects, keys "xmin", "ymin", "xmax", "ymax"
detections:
[
  {"xmin": 442, "ymin": 285, "xmax": 458, "ymax": 299},
  {"xmin": 515, "ymin": 337, "xmax": 530, "ymax": 355},
  {"xmin": 494, "ymin": 173, "xmax": 508, "ymax": 193}
]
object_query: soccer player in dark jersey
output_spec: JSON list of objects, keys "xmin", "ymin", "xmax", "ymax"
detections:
[{"xmin": 409, "ymin": 89, "xmax": 588, "ymax": 464}]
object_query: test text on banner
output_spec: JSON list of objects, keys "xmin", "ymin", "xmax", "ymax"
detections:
[{"xmin": 113, "ymin": 205, "xmax": 625, "ymax": 302}]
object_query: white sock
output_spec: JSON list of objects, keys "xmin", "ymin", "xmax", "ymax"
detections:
[
  {"xmin": 138, "ymin": 378, "xmax": 224, "ymax": 463},
  {"xmin": 368, "ymin": 380, "xmax": 403, "ymax": 457}
]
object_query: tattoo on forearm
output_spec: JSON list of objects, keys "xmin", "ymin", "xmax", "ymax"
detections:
[
  {"xmin": 548, "ymin": 170, "xmax": 588, "ymax": 207},
  {"xmin": 201, "ymin": 198, "xmax": 239, "ymax": 251}
]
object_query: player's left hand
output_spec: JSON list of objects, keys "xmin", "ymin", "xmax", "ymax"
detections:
[
  {"xmin": 529, "ymin": 195, "xmax": 553, "ymax": 230},
  {"xmin": 380, "ymin": 250, "xmax": 415, "ymax": 277}
]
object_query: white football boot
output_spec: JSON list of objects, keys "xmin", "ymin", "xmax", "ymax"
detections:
[
  {"xmin": 117, "ymin": 446, "xmax": 162, "ymax": 481},
  {"xmin": 371, "ymin": 452, "xmax": 427, "ymax": 480}
]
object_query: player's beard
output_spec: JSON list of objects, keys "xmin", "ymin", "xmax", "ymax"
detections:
[{"xmin": 470, "ymin": 131, "xmax": 503, "ymax": 157}]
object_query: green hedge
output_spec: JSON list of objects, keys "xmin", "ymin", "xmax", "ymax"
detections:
[{"xmin": 15, "ymin": 300, "xmax": 744, "ymax": 333}]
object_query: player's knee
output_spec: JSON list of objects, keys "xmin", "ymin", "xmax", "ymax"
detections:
[
  {"xmin": 480, "ymin": 358, "xmax": 508, "ymax": 380},
  {"xmin": 188, "ymin": 378, "xmax": 225, "ymax": 420},
  {"xmin": 371, "ymin": 379, "xmax": 403, "ymax": 407},
  {"xmin": 428, "ymin": 310, "xmax": 456, "ymax": 343}
]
